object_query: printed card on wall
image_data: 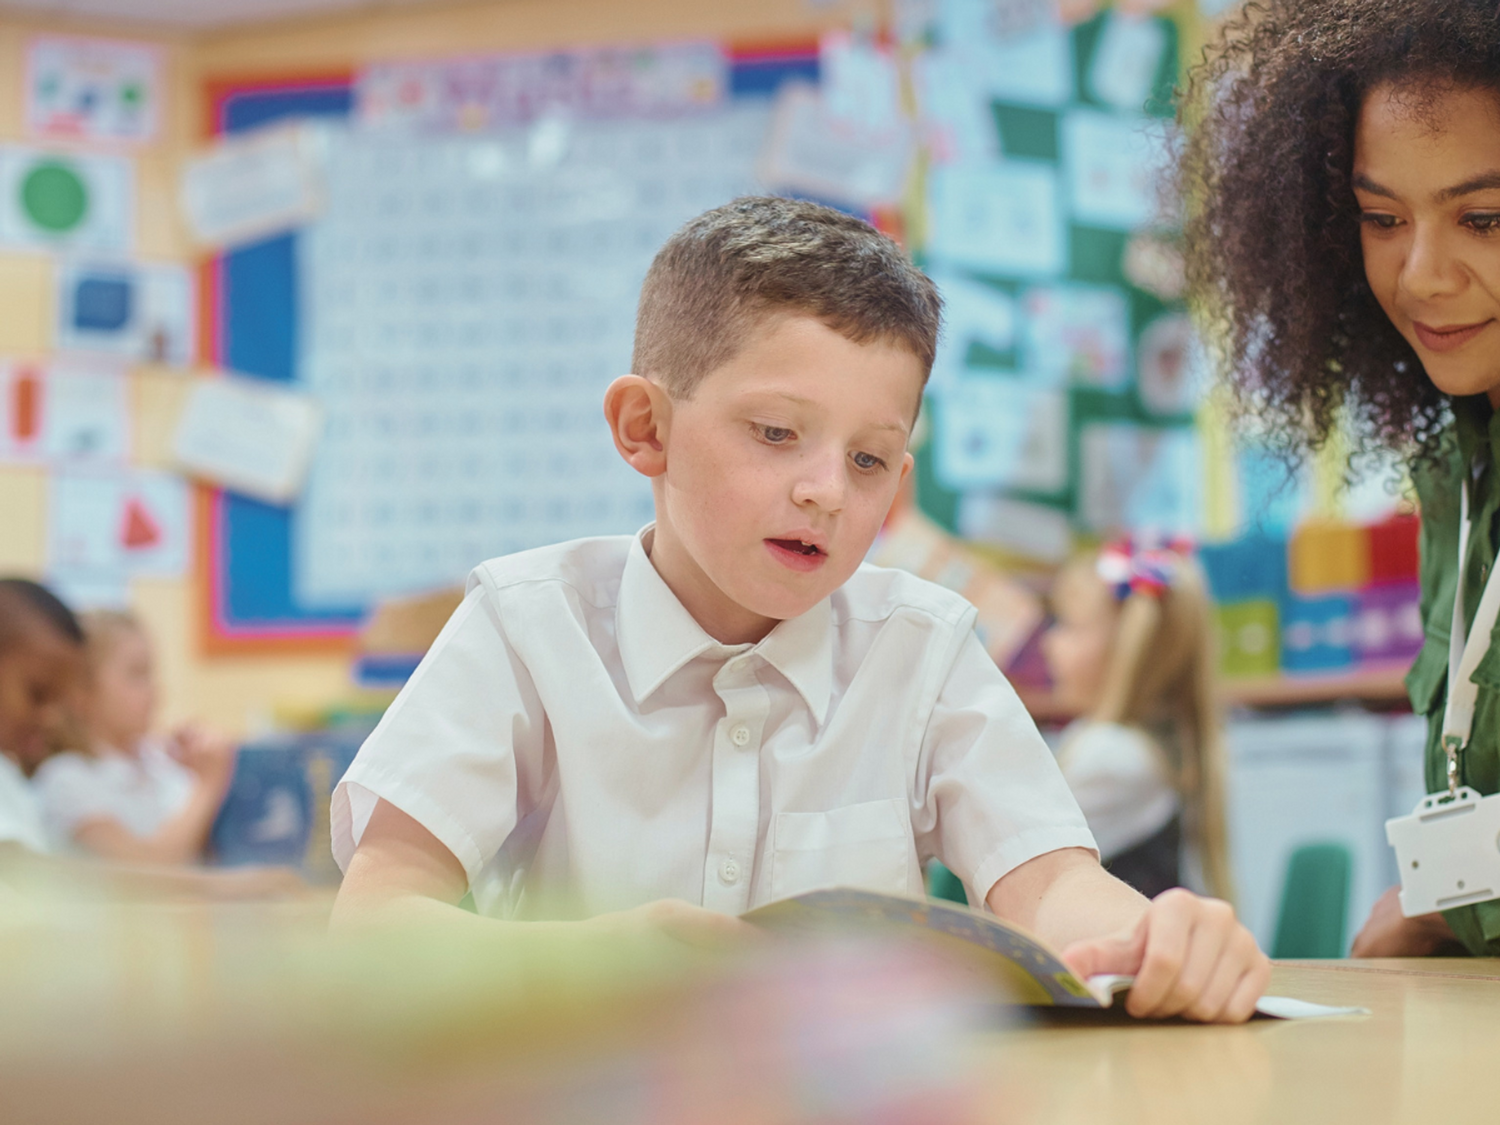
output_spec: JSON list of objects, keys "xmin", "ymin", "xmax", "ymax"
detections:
[
  {"xmin": 1079, "ymin": 422, "xmax": 1202, "ymax": 534},
  {"xmin": 1021, "ymin": 284, "xmax": 1130, "ymax": 388},
  {"xmin": 357, "ymin": 42, "xmax": 727, "ymax": 132},
  {"xmin": 0, "ymin": 361, "xmax": 129, "ymax": 466},
  {"xmin": 1085, "ymin": 12, "xmax": 1167, "ymax": 113},
  {"xmin": 25, "ymin": 35, "xmax": 162, "ymax": 145},
  {"xmin": 1136, "ymin": 313, "xmax": 1202, "ymax": 415},
  {"xmin": 759, "ymin": 82, "xmax": 914, "ymax": 209},
  {"xmin": 0, "ymin": 146, "xmax": 133, "ymax": 251},
  {"xmin": 928, "ymin": 270, "xmax": 1018, "ymax": 388},
  {"xmin": 180, "ymin": 124, "xmax": 325, "ymax": 250},
  {"xmin": 926, "ymin": 161, "xmax": 1065, "ymax": 278},
  {"xmin": 47, "ymin": 468, "xmax": 191, "ymax": 607},
  {"xmin": 57, "ymin": 260, "xmax": 196, "ymax": 367},
  {"xmin": 1062, "ymin": 109, "xmax": 1168, "ymax": 230},
  {"xmin": 933, "ymin": 377, "xmax": 1068, "ymax": 492}
]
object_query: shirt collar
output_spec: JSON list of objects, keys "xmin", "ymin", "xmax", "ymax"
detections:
[
  {"xmin": 1454, "ymin": 395, "xmax": 1500, "ymax": 482},
  {"xmin": 615, "ymin": 526, "xmax": 834, "ymax": 727}
]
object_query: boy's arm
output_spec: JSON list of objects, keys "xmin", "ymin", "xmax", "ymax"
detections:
[
  {"xmin": 986, "ymin": 847, "xmax": 1269, "ymax": 1023},
  {"xmin": 332, "ymin": 798, "xmax": 752, "ymax": 950}
]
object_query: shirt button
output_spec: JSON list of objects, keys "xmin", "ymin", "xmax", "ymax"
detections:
[
  {"xmin": 719, "ymin": 858, "xmax": 740, "ymax": 885},
  {"xmin": 729, "ymin": 724, "xmax": 751, "ymax": 747}
]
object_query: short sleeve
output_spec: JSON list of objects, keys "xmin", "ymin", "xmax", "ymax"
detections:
[
  {"xmin": 331, "ymin": 582, "xmax": 546, "ymax": 886},
  {"xmin": 1056, "ymin": 722, "xmax": 1179, "ymax": 861},
  {"xmin": 0, "ymin": 759, "xmax": 48, "ymax": 853},
  {"xmin": 913, "ymin": 629, "xmax": 1097, "ymax": 905},
  {"xmin": 33, "ymin": 754, "xmax": 117, "ymax": 843}
]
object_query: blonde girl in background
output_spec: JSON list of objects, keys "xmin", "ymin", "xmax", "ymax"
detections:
[
  {"xmin": 34, "ymin": 611, "xmax": 237, "ymax": 863},
  {"xmin": 1042, "ymin": 539, "xmax": 1234, "ymax": 903}
]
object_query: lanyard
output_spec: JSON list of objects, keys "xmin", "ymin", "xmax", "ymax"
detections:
[{"xmin": 1443, "ymin": 479, "xmax": 1500, "ymax": 794}]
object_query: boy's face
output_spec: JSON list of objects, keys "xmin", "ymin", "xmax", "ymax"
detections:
[
  {"xmin": 649, "ymin": 314, "xmax": 921, "ymax": 643},
  {"xmin": 0, "ymin": 619, "xmax": 84, "ymax": 772}
]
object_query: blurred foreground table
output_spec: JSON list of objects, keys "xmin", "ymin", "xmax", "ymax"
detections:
[{"xmin": 981, "ymin": 959, "xmax": 1500, "ymax": 1125}]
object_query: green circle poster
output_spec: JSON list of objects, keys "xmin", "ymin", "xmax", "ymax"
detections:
[{"xmin": 20, "ymin": 160, "xmax": 89, "ymax": 234}]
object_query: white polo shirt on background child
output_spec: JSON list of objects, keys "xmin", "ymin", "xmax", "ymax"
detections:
[{"xmin": 332, "ymin": 527, "xmax": 1096, "ymax": 918}]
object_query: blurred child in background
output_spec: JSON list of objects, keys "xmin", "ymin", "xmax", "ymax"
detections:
[
  {"xmin": 35, "ymin": 610, "xmax": 237, "ymax": 864},
  {"xmin": 0, "ymin": 579, "xmax": 86, "ymax": 854},
  {"xmin": 1043, "ymin": 540, "xmax": 1234, "ymax": 902}
]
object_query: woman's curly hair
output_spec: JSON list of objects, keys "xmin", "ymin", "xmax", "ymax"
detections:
[{"xmin": 1178, "ymin": 0, "xmax": 1500, "ymax": 462}]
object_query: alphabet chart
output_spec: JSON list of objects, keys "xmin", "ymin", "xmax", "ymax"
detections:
[{"xmin": 293, "ymin": 103, "xmax": 772, "ymax": 606}]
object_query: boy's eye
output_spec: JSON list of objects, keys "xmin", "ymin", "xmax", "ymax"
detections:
[
  {"xmin": 755, "ymin": 424, "xmax": 793, "ymax": 443},
  {"xmin": 1464, "ymin": 212, "xmax": 1500, "ymax": 233},
  {"xmin": 851, "ymin": 451, "xmax": 887, "ymax": 472},
  {"xmin": 1359, "ymin": 212, "xmax": 1401, "ymax": 231}
]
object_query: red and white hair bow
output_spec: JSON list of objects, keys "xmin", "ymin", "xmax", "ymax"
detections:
[{"xmin": 1096, "ymin": 534, "xmax": 1193, "ymax": 600}]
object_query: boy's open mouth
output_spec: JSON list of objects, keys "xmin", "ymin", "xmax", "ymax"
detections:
[{"xmin": 767, "ymin": 538, "xmax": 823, "ymax": 557}]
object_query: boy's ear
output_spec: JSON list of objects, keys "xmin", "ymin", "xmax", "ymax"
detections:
[{"xmin": 603, "ymin": 375, "xmax": 671, "ymax": 478}]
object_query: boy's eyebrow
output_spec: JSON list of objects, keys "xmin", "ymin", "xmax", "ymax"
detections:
[{"xmin": 1353, "ymin": 171, "xmax": 1500, "ymax": 203}]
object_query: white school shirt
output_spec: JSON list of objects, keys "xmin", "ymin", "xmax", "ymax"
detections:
[
  {"xmin": 34, "ymin": 742, "xmax": 195, "ymax": 853},
  {"xmin": 1055, "ymin": 721, "xmax": 1180, "ymax": 862},
  {"xmin": 332, "ymin": 528, "xmax": 1096, "ymax": 918},
  {"xmin": 0, "ymin": 753, "xmax": 48, "ymax": 854}
]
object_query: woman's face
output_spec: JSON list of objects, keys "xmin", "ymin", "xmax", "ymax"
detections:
[{"xmin": 1355, "ymin": 83, "xmax": 1500, "ymax": 403}]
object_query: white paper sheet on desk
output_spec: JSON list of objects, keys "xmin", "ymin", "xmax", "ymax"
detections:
[
  {"xmin": 1087, "ymin": 975, "xmax": 1368, "ymax": 1019},
  {"xmin": 181, "ymin": 122, "xmax": 326, "ymax": 249},
  {"xmin": 172, "ymin": 375, "xmax": 322, "ymax": 504}
]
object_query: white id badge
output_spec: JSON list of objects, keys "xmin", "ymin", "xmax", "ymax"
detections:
[{"xmin": 1386, "ymin": 787, "xmax": 1500, "ymax": 916}]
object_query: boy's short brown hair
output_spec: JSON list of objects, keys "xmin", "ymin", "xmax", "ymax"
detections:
[{"xmin": 632, "ymin": 196, "xmax": 942, "ymax": 398}]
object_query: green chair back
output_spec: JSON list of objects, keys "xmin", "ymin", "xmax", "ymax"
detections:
[
  {"xmin": 1271, "ymin": 842, "xmax": 1352, "ymax": 959},
  {"xmin": 927, "ymin": 860, "xmax": 968, "ymax": 907}
]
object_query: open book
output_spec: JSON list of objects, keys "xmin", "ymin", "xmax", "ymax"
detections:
[{"xmin": 744, "ymin": 888, "xmax": 1362, "ymax": 1020}]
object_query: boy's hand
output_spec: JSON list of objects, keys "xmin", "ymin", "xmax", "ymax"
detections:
[
  {"xmin": 587, "ymin": 898, "xmax": 758, "ymax": 952},
  {"xmin": 1061, "ymin": 888, "xmax": 1270, "ymax": 1023}
]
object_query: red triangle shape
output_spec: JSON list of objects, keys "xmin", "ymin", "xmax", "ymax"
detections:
[{"xmin": 120, "ymin": 497, "xmax": 161, "ymax": 550}]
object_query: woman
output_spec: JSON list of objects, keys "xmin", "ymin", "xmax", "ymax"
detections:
[{"xmin": 1178, "ymin": 0, "xmax": 1500, "ymax": 956}]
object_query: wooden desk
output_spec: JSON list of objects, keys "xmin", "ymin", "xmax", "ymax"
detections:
[{"xmin": 977, "ymin": 959, "xmax": 1500, "ymax": 1125}]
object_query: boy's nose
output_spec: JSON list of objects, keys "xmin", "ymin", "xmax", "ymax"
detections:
[{"xmin": 791, "ymin": 450, "xmax": 847, "ymax": 512}]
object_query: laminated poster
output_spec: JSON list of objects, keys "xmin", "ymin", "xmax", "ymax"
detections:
[
  {"xmin": 926, "ymin": 161, "xmax": 1065, "ymax": 278},
  {"xmin": 0, "ymin": 362, "xmax": 129, "ymax": 466},
  {"xmin": 46, "ymin": 468, "xmax": 190, "ymax": 608},
  {"xmin": 26, "ymin": 35, "xmax": 161, "ymax": 145},
  {"xmin": 0, "ymin": 145, "xmax": 133, "ymax": 251},
  {"xmin": 57, "ymin": 260, "xmax": 196, "ymax": 367},
  {"xmin": 1061, "ymin": 109, "xmax": 1169, "ymax": 231},
  {"xmin": 934, "ymin": 377, "xmax": 1068, "ymax": 493}
]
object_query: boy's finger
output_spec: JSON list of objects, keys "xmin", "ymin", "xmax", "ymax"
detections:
[
  {"xmin": 1060, "ymin": 911, "xmax": 1146, "ymax": 979},
  {"xmin": 1155, "ymin": 898, "xmax": 1236, "ymax": 1018},
  {"xmin": 1124, "ymin": 891, "xmax": 1195, "ymax": 1017},
  {"xmin": 1217, "ymin": 959, "xmax": 1271, "ymax": 1024},
  {"xmin": 1183, "ymin": 929, "xmax": 1260, "ymax": 1022}
]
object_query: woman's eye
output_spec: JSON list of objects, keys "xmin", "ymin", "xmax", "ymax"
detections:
[
  {"xmin": 1359, "ymin": 212, "xmax": 1401, "ymax": 230},
  {"xmin": 851, "ymin": 451, "xmax": 886, "ymax": 472},
  {"xmin": 756, "ymin": 424, "xmax": 793, "ymax": 443},
  {"xmin": 1464, "ymin": 212, "xmax": 1500, "ymax": 233}
]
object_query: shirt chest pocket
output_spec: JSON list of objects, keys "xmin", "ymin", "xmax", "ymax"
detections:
[{"xmin": 769, "ymin": 797, "xmax": 914, "ymax": 901}]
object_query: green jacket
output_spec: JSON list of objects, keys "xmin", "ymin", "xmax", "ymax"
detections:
[{"xmin": 1408, "ymin": 397, "xmax": 1500, "ymax": 955}]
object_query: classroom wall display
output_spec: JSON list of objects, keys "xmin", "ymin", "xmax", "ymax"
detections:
[
  {"xmin": 0, "ymin": 146, "xmax": 133, "ymax": 251},
  {"xmin": 180, "ymin": 122, "xmax": 327, "ymax": 249},
  {"xmin": 291, "ymin": 50, "xmax": 808, "ymax": 608},
  {"xmin": 201, "ymin": 49, "xmax": 823, "ymax": 647},
  {"xmin": 911, "ymin": 1, "xmax": 1197, "ymax": 553},
  {"xmin": 46, "ymin": 467, "xmax": 191, "ymax": 607},
  {"xmin": 0, "ymin": 360, "xmax": 130, "ymax": 466},
  {"xmin": 25, "ymin": 35, "xmax": 162, "ymax": 145},
  {"xmin": 56, "ymin": 259, "xmax": 195, "ymax": 366}
]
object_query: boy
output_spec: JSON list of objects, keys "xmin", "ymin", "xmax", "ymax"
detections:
[{"xmin": 332, "ymin": 198, "xmax": 1269, "ymax": 1023}]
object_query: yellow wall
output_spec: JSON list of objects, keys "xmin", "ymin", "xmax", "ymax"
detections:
[{"xmin": 0, "ymin": 0, "xmax": 869, "ymax": 736}]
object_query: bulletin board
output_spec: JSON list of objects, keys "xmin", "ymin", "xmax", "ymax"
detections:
[
  {"xmin": 200, "ymin": 45, "xmax": 821, "ymax": 652},
  {"xmin": 909, "ymin": 5, "xmax": 1201, "ymax": 563}
]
